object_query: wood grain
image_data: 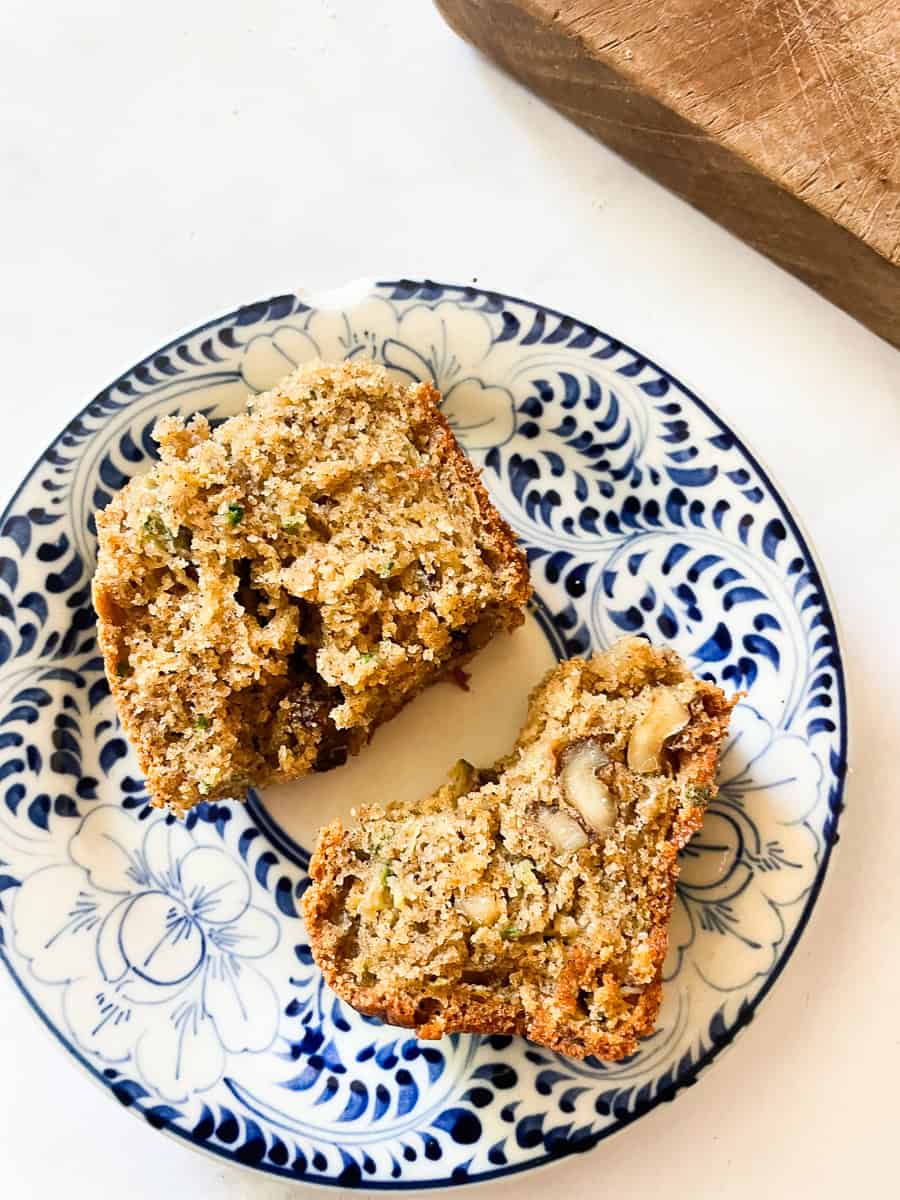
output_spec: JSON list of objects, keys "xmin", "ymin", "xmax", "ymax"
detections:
[{"xmin": 435, "ymin": 0, "xmax": 900, "ymax": 347}]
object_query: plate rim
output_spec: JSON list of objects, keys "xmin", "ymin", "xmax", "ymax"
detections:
[{"xmin": 0, "ymin": 276, "xmax": 849, "ymax": 1189}]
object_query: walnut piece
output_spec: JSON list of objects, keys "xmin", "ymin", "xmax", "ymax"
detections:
[
  {"xmin": 559, "ymin": 738, "xmax": 617, "ymax": 835},
  {"xmin": 627, "ymin": 689, "xmax": 689, "ymax": 774},
  {"xmin": 538, "ymin": 806, "xmax": 590, "ymax": 853},
  {"xmin": 458, "ymin": 890, "xmax": 500, "ymax": 926}
]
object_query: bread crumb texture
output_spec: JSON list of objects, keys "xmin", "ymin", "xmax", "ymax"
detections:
[
  {"xmin": 304, "ymin": 637, "xmax": 735, "ymax": 1060},
  {"xmin": 92, "ymin": 359, "xmax": 530, "ymax": 814}
]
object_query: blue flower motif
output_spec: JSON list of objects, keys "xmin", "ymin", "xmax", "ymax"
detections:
[
  {"xmin": 666, "ymin": 704, "xmax": 822, "ymax": 989},
  {"xmin": 13, "ymin": 805, "xmax": 280, "ymax": 1101},
  {"xmin": 236, "ymin": 303, "xmax": 518, "ymax": 450},
  {"xmin": 240, "ymin": 325, "xmax": 320, "ymax": 392},
  {"xmin": 380, "ymin": 303, "xmax": 516, "ymax": 449}
]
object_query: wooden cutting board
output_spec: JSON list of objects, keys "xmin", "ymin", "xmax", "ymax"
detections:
[{"xmin": 435, "ymin": 0, "xmax": 900, "ymax": 348}]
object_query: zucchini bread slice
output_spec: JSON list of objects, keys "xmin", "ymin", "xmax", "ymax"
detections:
[
  {"xmin": 303, "ymin": 637, "xmax": 735, "ymax": 1060},
  {"xmin": 92, "ymin": 358, "xmax": 530, "ymax": 815}
]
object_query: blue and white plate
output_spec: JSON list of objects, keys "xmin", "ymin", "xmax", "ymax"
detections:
[{"xmin": 0, "ymin": 279, "xmax": 846, "ymax": 1188}]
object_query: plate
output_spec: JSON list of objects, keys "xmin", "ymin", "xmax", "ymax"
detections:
[{"xmin": 0, "ymin": 279, "xmax": 847, "ymax": 1188}]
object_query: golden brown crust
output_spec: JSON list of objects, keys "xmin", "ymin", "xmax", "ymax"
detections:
[
  {"xmin": 423, "ymin": 388, "xmax": 530, "ymax": 597},
  {"xmin": 303, "ymin": 637, "xmax": 735, "ymax": 1060},
  {"xmin": 92, "ymin": 359, "xmax": 530, "ymax": 814}
]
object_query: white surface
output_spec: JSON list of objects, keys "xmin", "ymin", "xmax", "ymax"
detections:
[{"xmin": 1, "ymin": 0, "xmax": 898, "ymax": 1197}]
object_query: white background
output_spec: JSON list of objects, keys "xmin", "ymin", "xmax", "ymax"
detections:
[{"xmin": 2, "ymin": 1, "xmax": 899, "ymax": 1197}]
